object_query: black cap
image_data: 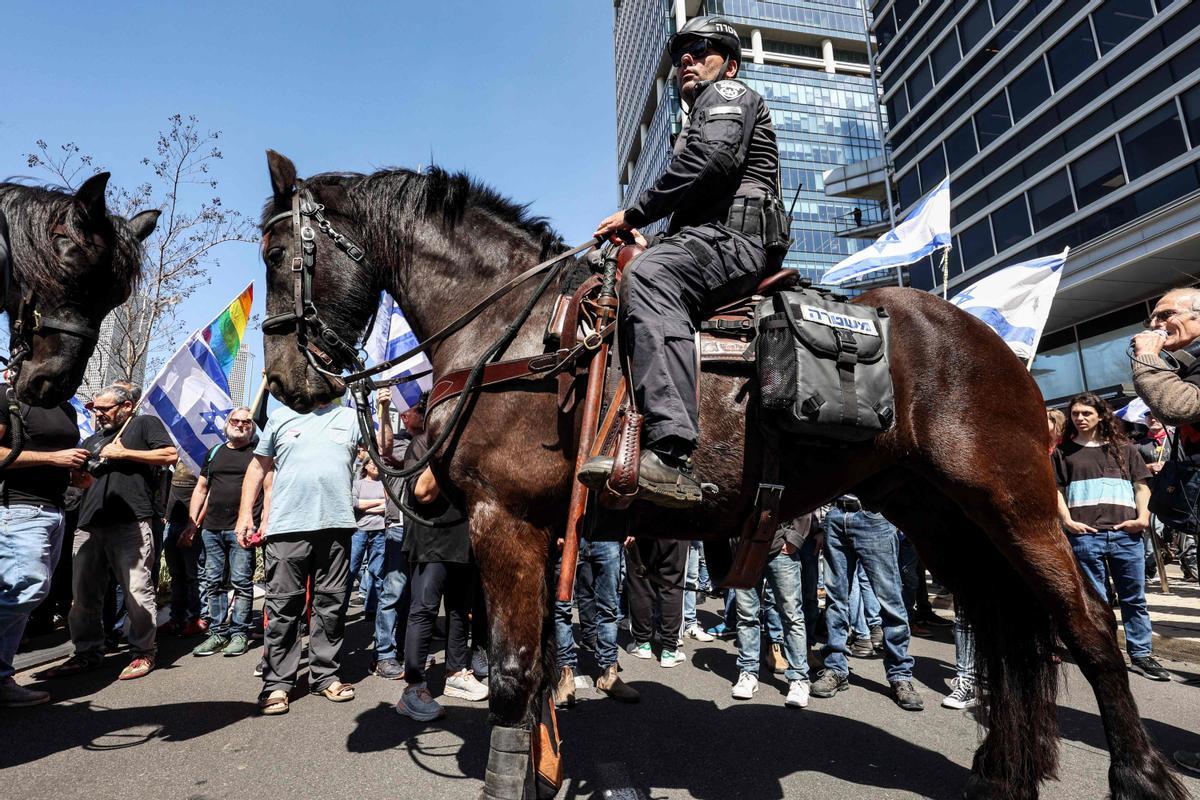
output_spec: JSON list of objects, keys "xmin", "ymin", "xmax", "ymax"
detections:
[{"xmin": 668, "ymin": 16, "xmax": 741, "ymax": 63}]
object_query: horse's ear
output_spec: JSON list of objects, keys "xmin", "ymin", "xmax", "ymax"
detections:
[
  {"xmin": 128, "ymin": 209, "xmax": 161, "ymax": 242},
  {"xmin": 74, "ymin": 172, "xmax": 111, "ymax": 222},
  {"xmin": 266, "ymin": 150, "xmax": 297, "ymax": 206}
]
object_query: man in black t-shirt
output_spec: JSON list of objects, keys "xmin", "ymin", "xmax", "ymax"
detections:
[
  {"xmin": 188, "ymin": 407, "xmax": 261, "ymax": 658},
  {"xmin": 44, "ymin": 384, "xmax": 177, "ymax": 682},
  {"xmin": 0, "ymin": 384, "xmax": 87, "ymax": 706}
]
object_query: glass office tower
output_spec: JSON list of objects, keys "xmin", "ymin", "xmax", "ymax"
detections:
[
  {"xmin": 613, "ymin": 0, "xmax": 888, "ymax": 283},
  {"xmin": 862, "ymin": 0, "xmax": 1200, "ymax": 402}
]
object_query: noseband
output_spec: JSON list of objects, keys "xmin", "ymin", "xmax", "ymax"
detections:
[{"xmin": 260, "ymin": 188, "xmax": 375, "ymax": 380}]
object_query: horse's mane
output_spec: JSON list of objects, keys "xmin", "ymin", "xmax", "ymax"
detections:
[
  {"xmin": 0, "ymin": 181, "xmax": 144, "ymax": 299},
  {"xmin": 271, "ymin": 166, "xmax": 566, "ymax": 266}
]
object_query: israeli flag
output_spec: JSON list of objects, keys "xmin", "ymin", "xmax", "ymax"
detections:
[
  {"xmin": 949, "ymin": 249, "xmax": 1069, "ymax": 361},
  {"xmin": 139, "ymin": 335, "xmax": 234, "ymax": 474},
  {"xmin": 364, "ymin": 292, "xmax": 434, "ymax": 412},
  {"xmin": 69, "ymin": 396, "xmax": 94, "ymax": 441},
  {"xmin": 821, "ymin": 178, "xmax": 951, "ymax": 286},
  {"xmin": 1116, "ymin": 397, "xmax": 1151, "ymax": 427}
]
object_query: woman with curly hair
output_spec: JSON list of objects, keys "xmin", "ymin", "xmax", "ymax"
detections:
[{"xmin": 1053, "ymin": 393, "xmax": 1170, "ymax": 681}]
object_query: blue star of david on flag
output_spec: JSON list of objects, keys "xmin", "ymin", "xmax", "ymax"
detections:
[{"xmin": 198, "ymin": 402, "xmax": 233, "ymax": 436}]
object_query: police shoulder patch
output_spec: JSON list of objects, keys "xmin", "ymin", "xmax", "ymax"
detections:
[{"xmin": 714, "ymin": 80, "xmax": 746, "ymax": 100}]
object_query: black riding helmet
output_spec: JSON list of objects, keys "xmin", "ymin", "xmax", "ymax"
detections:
[{"xmin": 668, "ymin": 16, "xmax": 741, "ymax": 65}]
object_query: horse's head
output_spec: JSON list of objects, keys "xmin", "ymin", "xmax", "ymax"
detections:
[
  {"xmin": 0, "ymin": 173, "xmax": 158, "ymax": 406},
  {"xmin": 259, "ymin": 151, "xmax": 378, "ymax": 412}
]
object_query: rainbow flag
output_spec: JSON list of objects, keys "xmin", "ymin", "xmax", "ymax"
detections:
[{"xmin": 201, "ymin": 283, "xmax": 253, "ymax": 378}]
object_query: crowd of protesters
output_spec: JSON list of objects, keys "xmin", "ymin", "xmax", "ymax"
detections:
[{"xmin": 2, "ymin": 289, "xmax": 1199, "ymax": 781}]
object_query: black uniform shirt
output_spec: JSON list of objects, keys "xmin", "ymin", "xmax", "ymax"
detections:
[
  {"xmin": 624, "ymin": 78, "xmax": 779, "ymax": 232},
  {"xmin": 0, "ymin": 384, "xmax": 79, "ymax": 508}
]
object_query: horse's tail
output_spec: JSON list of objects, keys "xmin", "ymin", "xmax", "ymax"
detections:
[{"xmin": 959, "ymin": 561, "xmax": 1062, "ymax": 793}]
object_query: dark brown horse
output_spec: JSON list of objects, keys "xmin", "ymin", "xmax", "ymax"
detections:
[
  {"xmin": 0, "ymin": 173, "xmax": 158, "ymax": 406},
  {"xmin": 258, "ymin": 151, "xmax": 1187, "ymax": 800}
]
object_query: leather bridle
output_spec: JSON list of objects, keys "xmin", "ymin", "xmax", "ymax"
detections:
[{"xmin": 260, "ymin": 188, "xmax": 375, "ymax": 381}]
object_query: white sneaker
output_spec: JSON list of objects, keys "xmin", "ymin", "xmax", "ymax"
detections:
[
  {"xmin": 685, "ymin": 623, "xmax": 715, "ymax": 642},
  {"xmin": 444, "ymin": 669, "xmax": 489, "ymax": 701},
  {"xmin": 0, "ymin": 677, "xmax": 50, "ymax": 707},
  {"xmin": 942, "ymin": 677, "xmax": 978, "ymax": 709},
  {"xmin": 660, "ymin": 649, "xmax": 685, "ymax": 668},
  {"xmin": 785, "ymin": 679, "xmax": 810, "ymax": 709},
  {"xmin": 395, "ymin": 682, "xmax": 445, "ymax": 721},
  {"xmin": 731, "ymin": 672, "xmax": 759, "ymax": 700},
  {"xmin": 632, "ymin": 641, "xmax": 653, "ymax": 659}
]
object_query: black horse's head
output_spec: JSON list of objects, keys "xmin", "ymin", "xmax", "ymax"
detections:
[
  {"xmin": 0, "ymin": 173, "xmax": 158, "ymax": 406},
  {"xmin": 260, "ymin": 151, "xmax": 378, "ymax": 412}
]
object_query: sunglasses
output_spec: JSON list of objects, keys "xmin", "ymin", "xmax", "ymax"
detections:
[
  {"xmin": 228, "ymin": 418, "xmax": 253, "ymax": 427},
  {"xmin": 671, "ymin": 39, "xmax": 715, "ymax": 67}
]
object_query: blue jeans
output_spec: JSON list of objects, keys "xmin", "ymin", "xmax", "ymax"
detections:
[
  {"xmin": 682, "ymin": 541, "xmax": 702, "ymax": 630},
  {"xmin": 798, "ymin": 535, "xmax": 821, "ymax": 644},
  {"xmin": 350, "ymin": 528, "xmax": 386, "ymax": 611},
  {"xmin": 953, "ymin": 601, "xmax": 975, "ymax": 681},
  {"xmin": 555, "ymin": 539, "xmax": 621, "ymax": 670},
  {"xmin": 163, "ymin": 521, "xmax": 202, "ymax": 623},
  {"xmin": 373, "ymin": 525, "xmax": 410, "ymax": 661},
  {"xmin": 200, "ymin": 529, "xmax": 255, "ymax": 637},
  {"xmin": 1068, "ymin": 531, "xmax": 1154, "ymax": 658},
  {"xmin": 735, "ymin": 549, "xmax": 808, "ymax": 681},
  {"xmin": 822, "ymin": 506, "xmax": 914, "ymax": 682},
  {"xmin": 0, "ymin": 505, "xmax": 65, "ymax": 679},
  {"xmin": 762, "ymin": 584, "xmax": 784, "ymax": 644},
  {"xmin": 849, "ymin": 562, "xmax": 881, "ymax": 639}
]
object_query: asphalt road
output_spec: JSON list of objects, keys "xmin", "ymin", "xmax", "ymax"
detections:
[{"xmin": 8, "ymin": 597, "xmax": 1200, "ymax": 800}]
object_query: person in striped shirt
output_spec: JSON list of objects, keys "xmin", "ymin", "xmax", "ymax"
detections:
[{"xmin": 1053, "ymin": 392, "xmax": 1169, "ymax": 682}]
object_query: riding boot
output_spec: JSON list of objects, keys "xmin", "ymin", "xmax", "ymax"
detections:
[{"xmin": 577, "ymin": 450, "xmax": 701, "ymax": 509}]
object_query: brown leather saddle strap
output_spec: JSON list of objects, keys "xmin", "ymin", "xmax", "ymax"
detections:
[
  {"xmin": 721, "ymin": 446, "xmax": 784, "ymax": 590},
  {"xmin": 427, "ymin": 319, "xmax": 615, "ymax": 412}
]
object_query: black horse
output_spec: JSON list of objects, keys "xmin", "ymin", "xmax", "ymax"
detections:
[
  {"xmin": 258, "ymin": 151, "xmax": 1188, "ymax": 800},
  {"xmin": 0, "ymin": 173, "xmax": 158, "ymax": 406}
]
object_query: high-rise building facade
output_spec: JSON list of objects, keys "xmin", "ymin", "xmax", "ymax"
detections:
[
  {"xmin": 851, "ymin": 0, "xmax": 1200, "ymax": 403},
  {"xmin": 79, "ymin": 294, "xmax": 152, "ymax": 400},
  {"xmin": 613, "ymin": 0, "xmax": 888, "ymax": 284},
  {"xmin": 227, "ymin": 347, "xmax": 253, "ymax": 407}
]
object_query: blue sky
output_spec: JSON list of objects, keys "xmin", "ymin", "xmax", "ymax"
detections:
[{"xmin": 0, "ymin": 1, "xmax": 618, "ymax": 393}]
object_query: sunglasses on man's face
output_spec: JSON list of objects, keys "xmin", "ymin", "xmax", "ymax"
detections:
[
  {"xmin": 672, "ymin": 39, "xmax": 715, "ymax": 67},
  {"xmin": 228, "ymin": 419, "xmax": 253, "ymax": 427}
]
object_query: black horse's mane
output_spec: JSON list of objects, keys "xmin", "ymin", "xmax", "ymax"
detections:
[
  {"xmin": 0, "ymin": 181, "xmax": 144, "ymax": 299},
  {"xmin": 269, "ymin": 166, "xmax": 566, "ymax": 266}
]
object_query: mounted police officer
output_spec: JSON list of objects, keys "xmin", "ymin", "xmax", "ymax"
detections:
[{"xmin": 579, "ymin": 16, "xmax": 789, "ymax": 508}]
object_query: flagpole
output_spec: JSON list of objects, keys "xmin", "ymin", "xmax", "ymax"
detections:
[{"xmin": 858, "ymin": 0, "xmax": 901, "ymax": 288}]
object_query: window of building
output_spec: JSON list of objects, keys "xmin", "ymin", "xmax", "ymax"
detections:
[
  {"xmin": 1007, "ymin": 59, "xmax": 1052, "ymax": 122},
  {"xmin": 1181, "ymin": 84, "xmax": 1200, "ymax": 146},
  {"xmin": 1091, "ymin": 0, "xmax": 1155, "ymax": 55},
  {"xmin": 990, "ymin": 0, "xmax": 1020, "ymax": 20},
  {"xmin": 1063, "ymin": 103, "xmax": 1116, "ymax": 152},
  {"xmin": 898, "ymin": 170, "xmax": 921, "ymax": 211},
  {"xmin": 991, "ymin": 195, "xmax": 1032, "ymax": 252},
  {"xmin": 876, "ymin": 9, "xmax": 898, "ymax": 52},
  {"xmin": 959, "ymin": 217, "xmax": 995, "ymax": 269},
  {"xmin": 1032, "ymin": 337, "xmax": 1085, "ymax": 402},
  {"xmin": 893, "ymin": 0, "xmax": 919, "ymax": 29},
  {"xmin": 931, "ymin": 31, "xmax": 962, "ymax": 83},
  {"xmin": 1047, "ymin": 20, "xmax": 1098, "ymax": 91},
  {"xmin": 974, "ymin": 93, "xmax": 1012, "ymax": 148},
  {"xmin": 919, "ymin": 149, "xmax": 947, "ymax": 192},
  {"xmin": 1120, "ymin": 101, "xmax": 1189, "ymax": 180},
  {"xmin": 1132, "ymin": 162, "xmax": 1200, "ymax": 216},
  {"xmin": 907, "ymin": 62, "xmax": 934, "ymax": 106},
  {"xmin": 958, "ymin": 2, "xmax": 995, "ymax": 54},
  {"xmin": 944, "ymin": 122, "xmax": 978, "ymax": 173},
  {"xmin": 886, "ymin": 89, "xmax": 909, "ymax": 129},
  {"xmin": 1155, "ymin": 0, "xmax": 1178, "ymax": 9},
  {"xmin": 1079, "ymin": 322, "xmax": 1143, "ymax": 389},
  {"xmin": 1028, "ymin": 170, "xmax": 1076, "ymax": 231},
  {"xmin": 1071, "ymin": 138, "xmax": 1127, "ymax": 208}
]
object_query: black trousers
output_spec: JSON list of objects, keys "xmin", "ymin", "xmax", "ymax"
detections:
[
  {"xmin": 626, "ymin": 538, "xmax": 688, "ymax": 650},
  {"xmin": 404, "ymin": 561, "xmax": 474, "ymax": 682},
  {"xmin": 620, "ymin": 223, "xmax": 768, "ymax": 448},
  {"xmin": 262, "ymin": 530, "xmax": 352, "ymax": 694}
]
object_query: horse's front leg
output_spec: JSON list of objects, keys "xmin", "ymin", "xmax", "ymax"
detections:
[{"xmin": 472, "ymin": 504, "xmax": 558, "ymax": 800}]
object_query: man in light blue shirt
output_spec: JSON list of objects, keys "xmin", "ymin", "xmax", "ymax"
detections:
[{"xmin": 237, "ymin": 401, "xmax": 360, "ymax": 715}]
